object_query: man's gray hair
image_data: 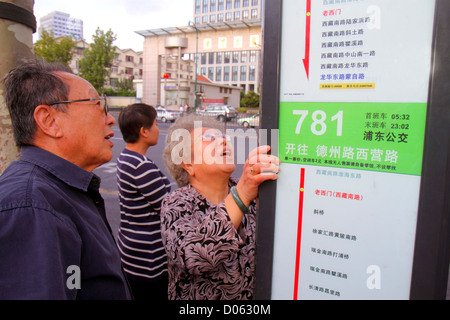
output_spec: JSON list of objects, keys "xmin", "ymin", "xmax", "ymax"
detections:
[{"xmin": 2, "ymin": 59, "xmax": 72, "ymax": 147}]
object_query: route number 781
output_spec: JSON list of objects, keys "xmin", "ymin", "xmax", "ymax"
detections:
[{"xmin": 293, "ymin": 110, "xmax": 343, "ymax": 136}]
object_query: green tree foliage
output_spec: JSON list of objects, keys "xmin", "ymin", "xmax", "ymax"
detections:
[
  {"xmin": 116, "ymin": 77, "xmax": 135, "ymax": 95},
  {"xmin": 79, "ymin": 28, "xmax": 117, "ymax": 93},
  {"xmin": 240, "ymin": 91, "xmax": 260, "ymax": 109},
  {"xmin": 103, "ymin": 78, "xmax": 136, "ymax": 97},
  {"xmin": 34, "ymin": 30, "xmax": 76, "ymax": 67}
]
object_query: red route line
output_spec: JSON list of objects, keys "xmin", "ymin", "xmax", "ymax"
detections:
[
  {"xmin": 293, "ymin": 167, "xmax": 306, "ymax": 300},
  {"xmin": 302, "ymin": 0, "xmax": 312, "ymax": 79}
]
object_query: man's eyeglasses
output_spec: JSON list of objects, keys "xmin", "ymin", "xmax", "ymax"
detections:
[{"xmin": 47, "ymin": 96, "xmax": 109, "ymax": 115}]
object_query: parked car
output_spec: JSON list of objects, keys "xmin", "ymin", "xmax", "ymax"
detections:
[
  {"xmin": 156, "ymin": 106, "xmax": 179, "ymax": 123},
  {"xmin": 197, "ymin": 105, "xmax": 238, "ymax": 122},
  {"xmin": 237, "ymin": 114, "xmax": 260, "ymax": 128}
]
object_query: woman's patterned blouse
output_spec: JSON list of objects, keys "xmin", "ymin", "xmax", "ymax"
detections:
[{"xmin": 160, "ymin": 178, "xmax": 256, "ymax": 300}]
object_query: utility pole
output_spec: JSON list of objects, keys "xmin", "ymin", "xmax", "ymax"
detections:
[
  {"xmin": 188, "ymin": 21, "xmax": 198, "ymax": 112},
  {"xmin": 0, "ymin": 0, "xmax": 36, "ymax": 174}
]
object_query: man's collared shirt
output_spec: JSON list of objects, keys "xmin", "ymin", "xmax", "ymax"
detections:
[{"xmin": 0, "ymin": 146, "xmax": 132, "ymax": 299}]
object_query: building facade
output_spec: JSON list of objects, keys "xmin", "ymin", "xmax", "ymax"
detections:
[
  {"xmin": 110, "ymin": 48, "xmax": 144, "ymax": 87},
  {"xmin": 194, "ymin": 0, "xmax": 263, "ymax": 25},
  {"xmin": 69, "ymin": 40, "xmax": 143, "ymax": 91},
  {"xmin": 39, "ymin": 11, "xmax": 83, "ymax": 40},
  {"xmin": 136, "ymin": 0, "xmax": 263, "ymax": 108}
]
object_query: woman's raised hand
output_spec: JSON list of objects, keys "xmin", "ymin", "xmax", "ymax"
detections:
[{"xmin": 235, "ymin": 145, "xmax": 280, "ymax": 206}]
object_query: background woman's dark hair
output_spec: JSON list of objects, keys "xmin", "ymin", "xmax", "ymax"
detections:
[
  {"xmin": 2, "ymin": 59, "xmax": 72, "ymax": 147},
  {"xmin": 118, "ymin": 103, "xmax": 157, "ymax": 143}
]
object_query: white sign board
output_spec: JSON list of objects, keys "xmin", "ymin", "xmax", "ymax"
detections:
[{"xmin": 271, "ymin": 0, "xmax": 436, "ymax": 300}]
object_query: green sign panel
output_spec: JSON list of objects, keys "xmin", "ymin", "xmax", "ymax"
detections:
[{"xmin": 279, "ymin": 102, "xmax": 427, "ymax": 175}]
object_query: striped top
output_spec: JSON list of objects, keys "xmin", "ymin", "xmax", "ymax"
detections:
[{"xmin": 116, "ymin": 148, "xmax": 171, "ymax": 282}]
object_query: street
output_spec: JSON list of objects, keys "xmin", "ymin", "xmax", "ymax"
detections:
[{"xmin": 94, "ymin": 111, "xmax": 255, "ymax": 239}]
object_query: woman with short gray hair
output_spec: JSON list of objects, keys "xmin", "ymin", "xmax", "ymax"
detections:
[
  {"xmin": 161, "ymin": 114, "xmax": 280, "ymax": 300},
  {"xmin": 163, "ymin": 115, "xmax": 223, "ymax": 187}
]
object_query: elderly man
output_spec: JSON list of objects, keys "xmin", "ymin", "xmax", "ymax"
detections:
[{"xmin": 0, "ymin": 60, "xmax": 132, "ymax": 299}]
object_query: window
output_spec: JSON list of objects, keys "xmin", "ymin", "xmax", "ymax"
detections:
[
  {"xmin": 249, "ymin": 65, "xmax": 256, "ymax": 81},
  {"xmin": 232, "ymin": 66, "xmax": 238, "ymax": 81},
  {"xmin": 224, "ymin": 66, "xmax": 230, "ymax": 81},
  {"xmin": 201, "ymin": 53, "xmax": 207, "ymax": 65},
  {"xmin": 243, "ymin": 10, "xmax": 249, "ymax": 20},
  {"xmin": 194, "ymin": 53, "xmax": 199, "ymax": 65},
  {"xmin": 232, "ymin": 51, "xmax": 239, "ymax": 63},
  {"xmin": 210, "ymin": 15, "xmax": 216, "ymax": 23},
  {"xmin": 234, "ymin": 11, "xmax": 240, "ymax": 20},
  {"xmin": 224, "ymin": 52, "xmax": 231, "ymax": 63},
  {"xmin": 234, "ymin": 0, "xmax": 240, "ymax": 9},
  {"xmin": 226, "ymin": 0, "xmax": 232, "ymax": 10},
  {"xmin": 216, "ymin": 52, "xmax": 223, "ymax": 64},
  {"xmin": 218, "ymin": 13, "xmax": 224, "ymax": 22},
  {"xmin": 209, "ymin": 52, "xmax": 215, "ymax": 64},
  {"xmin": 203, "ymin": 0, "xmax": 208, "ymax": 13},
  {"xmin": 240, "ymin": 66, "xmax": 247, "ymax": 81},
  {"xmin": 216, "ymin": 67, "xmax": 222, "ymax": 81},
  {"xmin": 241, "ymin": 51, "xmax": 247, "ymax": 63},
  {"xmin": 208, "ymin": 67, "xmax": 214, "ymax": 79},
  {"xmin": 126, "ymin": 56, "xmax": 134, "ymax": 62},
  {"xmin": 250, "ymin": 50, "xmax": 257, "ymax": 62},
  {"xmin": 251, "ymin": 9, "xmax": 258, "ymax": 19},
  {"xmin": 210, "ymin": 0, "xmax": 216, "ymax": 12},
  {"xmin": 218, "ymin": 0, "xmax": 224, "ymax": 10}
]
